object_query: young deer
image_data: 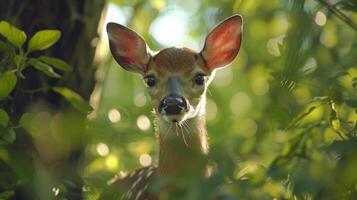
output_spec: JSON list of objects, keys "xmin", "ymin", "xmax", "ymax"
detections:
[{"xmin": 105, "ymin": 15, "xmax": 242, "ymax": 199}]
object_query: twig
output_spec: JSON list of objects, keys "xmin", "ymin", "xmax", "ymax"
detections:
[
  {"xmin": 22, "ymin": 86, "xmax": 51, "ymax": 94},
  {"xmin": 315, "ymin": 0, "xmax": 357, "ymax": 30}
]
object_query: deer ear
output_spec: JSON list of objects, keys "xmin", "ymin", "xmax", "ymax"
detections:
[
  {"xmin": 200, "ymin": 15, "xmax": 243, "ymax": 70},
  {"xmin": 106, "ymin": 23, "xmax": 151, "ymax": 74}
]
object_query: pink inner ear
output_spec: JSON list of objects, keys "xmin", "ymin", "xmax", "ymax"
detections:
[
  {"xmin": 112, "ymin": 28, "xmax": 145, "ymax": 67},
  {"xmin": 112, "ymin": 28, "xmax": 140, "ymax": 54},
  {"xmin": 203, "ymin": 16, "xmax": 242, "ymax": 69},
  {"xmin": 107, "ymin": 23, "xmax": 150, "ymax": 72}
]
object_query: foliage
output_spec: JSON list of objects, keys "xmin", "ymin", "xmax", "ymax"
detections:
[
  {"xmin": 0, "ymin": 0, "xmax": 356, "ymax": 199},
  {"xmin": 0, "ymin": 21, "xmax": 92, "ymax": 199},
  {"xmin": 86, "ymin": 0, "xmax": 357, "ymax": 199}
]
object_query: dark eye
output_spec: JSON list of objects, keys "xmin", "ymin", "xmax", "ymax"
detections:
[
  {"xmin": 144, "ymin": 75, "xmax": 156, "ymax": 87},
  {"xmin": 195, "ymin": 73, "xmax": 205, "ymax": 85}
]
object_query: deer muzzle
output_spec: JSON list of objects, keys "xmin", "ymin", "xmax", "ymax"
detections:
[{"xmin": 158, "ymin": 94, "xmax": 189, "ymax": 115}]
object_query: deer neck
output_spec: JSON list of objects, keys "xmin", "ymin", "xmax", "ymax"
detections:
[{"xmin": 157, "ymin": 102, "xmax": 209, "ymax": 176}]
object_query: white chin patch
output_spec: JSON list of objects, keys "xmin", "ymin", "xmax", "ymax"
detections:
[{"xmin": 163, "ymin": 114, "xmax": 185, "ymax": 123}]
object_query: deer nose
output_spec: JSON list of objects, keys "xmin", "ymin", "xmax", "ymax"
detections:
[{"xmin": 159, "ymin": 94, "xmax": 188, "ymax": 115}]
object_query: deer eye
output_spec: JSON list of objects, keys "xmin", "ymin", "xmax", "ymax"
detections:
[
  {"xmin": 144, "ymin": 75, "xmax": 156, "ymax": 87},
  {"xmin": 194, "ymin": 73, "xmax": 205, "ymax": 85}
]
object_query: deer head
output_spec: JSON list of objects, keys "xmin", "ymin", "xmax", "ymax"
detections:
[{"xmin": 106, "ymin": 15, "xmax": 242, "ymax": 125}]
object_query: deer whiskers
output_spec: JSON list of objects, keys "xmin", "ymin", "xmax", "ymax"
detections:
[
  {"xmin": 174, "ymin": 121, "xmax": 189, "ymax": 146},
  {"xmin": 163, "ymin": 122, "xmax": 173, "ymax": 140}
]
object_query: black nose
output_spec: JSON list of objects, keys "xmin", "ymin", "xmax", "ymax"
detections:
[{"xmin": 159, "ymin": 94, "xmax": 188, "ymax": 115}]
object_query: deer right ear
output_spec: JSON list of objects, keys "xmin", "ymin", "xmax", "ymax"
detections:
[
  {"xmin": 106, "ymin": 23, "xmax": 151, "ymax": 74},
  {"xmin": 200, "ymin": 15, "xmax": 243, "ymax": 70}
]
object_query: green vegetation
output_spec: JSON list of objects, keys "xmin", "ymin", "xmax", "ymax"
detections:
[{"xmin": 1, "ymin": 0, "xmax": 356, "ymax": 199}]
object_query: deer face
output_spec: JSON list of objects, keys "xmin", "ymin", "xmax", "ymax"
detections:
[
  {"xmin": 144, "ymin": 47, "xmax": 211, "ymax": 123},
  {"xmin": 107, "ymin": 15, "xmax": 242, "ymax": 123}
]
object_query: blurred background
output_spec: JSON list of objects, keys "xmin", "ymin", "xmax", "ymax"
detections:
[{"xmin": 0, "ymin": 0, "xmax": 356, "ymax": 199}]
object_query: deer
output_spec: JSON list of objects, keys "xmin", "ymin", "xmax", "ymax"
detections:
[{"xmin": 103, "ymin": 14, "xmax": 243, "ymax": 199}]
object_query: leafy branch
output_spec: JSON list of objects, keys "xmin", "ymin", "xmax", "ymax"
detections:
[{"xmin": 0, "ymin": 21, "xmax": 93, "ymax": 145}]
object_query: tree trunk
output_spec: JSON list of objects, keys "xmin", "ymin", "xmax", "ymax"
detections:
[{"xmin": 0, "ymin": 0, "xmax": 104, "ymax": 199}]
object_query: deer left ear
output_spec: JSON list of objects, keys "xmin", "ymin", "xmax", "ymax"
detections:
[
  {"xmin": 200, "ymin": 15, "xmax": 243, "ymax": 70},
  {"xmin": 106, "ymin": 22, "xmax": 151, "ymax": 74}
]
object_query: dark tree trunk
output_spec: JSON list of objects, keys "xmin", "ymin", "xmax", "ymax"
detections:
[{"xmin": 0, "ymin": 0, "xmax": 104, "ymax": 199}]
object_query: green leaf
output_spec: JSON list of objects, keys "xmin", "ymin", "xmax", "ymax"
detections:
[
  {"xmin": 19, "ymin": 112, "xmax": 35, "ymax": 133},
  {"xmin": 0, "ymin": 71, "xmax": 17, "ymax": 100},
  {"xmin": 312, "ymin": 96, "xmax": 329, "ymax": 102},
  {"xmin": 27, "ymin": 30, "xmax": 61, "ymax": 52},
  {"xmin": 0, "ymin": 21, "xmax": 26, "ymax": 48},
  {"xmin": 331, "ymin": 119, "xmax": 340, "ymax": 130},
  {"xmin": 286, "ymin": 106, "xmax": 317, "ymax": 129},
  {"xmin": 52, "ymin": 87, "xmax": 93, "ymax": 113},
  {"xmin": 0, "ymin": 126, "xmax": 16, "ymax": 145},
  {"xmin": 0, "ymin": 109, "xmax": 9, "ymax": 127},
  {"xmin": 38, "ymin": 56, "xmax": 72, "ymax": 72},
  {"xmin": 28, "ymin": 58, "xmax": 61, "ymax": 78}
]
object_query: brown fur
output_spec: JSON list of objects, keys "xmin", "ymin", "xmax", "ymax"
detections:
[
  {"xmin": 158, "ymin": 113, "xmax": 208, "ymax": 175},
  {"xmin": 149, "ymin": 47, "xmax": 201, "ymax": 76},
  {"xmin": 105, "ymin": 15, "xmax": 243, "ymax": 199}
]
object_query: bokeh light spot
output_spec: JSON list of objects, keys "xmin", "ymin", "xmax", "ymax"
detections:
[
  {"xmin": 139, "ymin": 153, "xmax": 152, "ymax": 167},
  {"xmin": 102, "ymin": 3, "xmax": 128, "ymax": 41},
  {"xmin": 105, "ymin": 154, "xmax": 119, "ymax": 171},
  {"xmin": 230, "ymin": 92, "xmax": 252, "ymax": 117},
  {"xmin": 134, "ymin": 93, "xmax": 147, "ymax": 107},
  {"xmin": 150, "ymin": 10, "xmax": 188, "ymax": 46},
  {"xmin": 129, "ymin": 141, "xmax": 152, "ymax": 156},
  {"xmin": 108, "ymin": 108, "xmax": 121, "ymax": 123},
  {"xmin": 252, "ymin": 77, "xmax": 269, "ymax": 96},
  {"xmin": 315, "ymin": 11, "xmax": 327, "ymax": 26},
  {"xmin": 267, "ymin": 38, "xmax": 281, "ymax": 57},
  {"xmin": 151, "ymin": 0, "xmax": 166, "ymax": 10},
  {"xmin": 137, "ymin": 115, "xmax": 151, "ymax": 131},
  {"xmin": 96, "ymin": 143, "xmax": 110, "ymax": 157}
]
